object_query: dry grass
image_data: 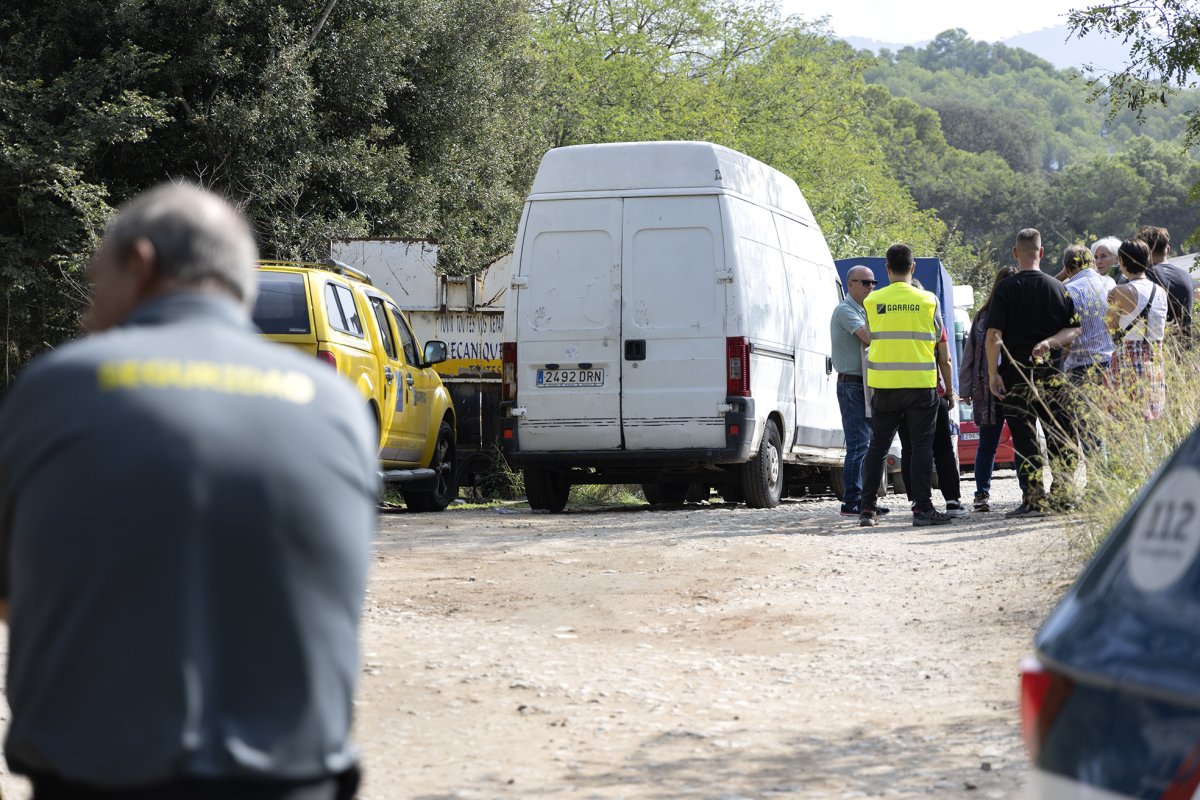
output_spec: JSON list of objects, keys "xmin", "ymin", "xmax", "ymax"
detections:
[{"xmin": 1038, "ymin": 338, "xmax": 1200, "ymax": 554}]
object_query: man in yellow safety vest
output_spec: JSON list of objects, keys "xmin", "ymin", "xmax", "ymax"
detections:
[{"xmin": 858, "ymin": 244, "xmax": 952, "ymax": 527}]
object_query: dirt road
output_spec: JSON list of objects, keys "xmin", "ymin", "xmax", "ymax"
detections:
[
  {"xmin": 0, "ymin": 472, "xmax": 1081, "ymax": 799},
  {"xmin": 355, "ymin": 473, "xmax": 1079, "ymax": 799}
]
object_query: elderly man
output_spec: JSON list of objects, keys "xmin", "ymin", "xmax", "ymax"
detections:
[
  {"xmin": 830, "ymin": 264, "xmax": 888, "ymax": 517},
  {"xmin": 0, "ymin": 184, "xmax": 378, "ymax": 798}
]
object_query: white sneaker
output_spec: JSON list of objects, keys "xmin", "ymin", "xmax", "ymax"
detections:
[{"xmin": 944, "ymin": 500, "xmax": 969, "ymax": 518}]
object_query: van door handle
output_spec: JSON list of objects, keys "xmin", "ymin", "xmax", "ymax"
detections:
[
  {"xmin": 384, "ymin": 366, "xmax": 394, "ymax": 384},
  {"xmin": 625, "ymin": 340, "xmax": 647, "ymax": 360},
  {"xmin": 825, "ymin": 356, "xmax": 833, "ymax": 375},
  {"xmin": 406, "ymin": 374, "xmax": 415, "ymax": 387}
]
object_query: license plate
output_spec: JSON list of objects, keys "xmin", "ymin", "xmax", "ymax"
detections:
[
  {"xmin": 537, "ymin": 368, "xmax": 605, "ymax": 388},
  {"xmin": 960, "ymin": 432, "xmax": 979, "ymax": 441}
]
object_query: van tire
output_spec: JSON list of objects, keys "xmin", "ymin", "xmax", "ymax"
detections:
[
  {"xmin": 525, "ymin": 468, "xmax": 570, "ymax": 513},
  {"xmin": 685, "ymin": 483, "xmax": 710, "ymax": 502},
  {"xmin": 642, "ymin": 482, "xmax": 689, "ymax": 505},
  {"xmin": 742, "ymin": 419, "xmax": 783, "ymax": 508},
  {"xmin": 403, "ymin": 422, "xmax": 458, "ymax": 512}
]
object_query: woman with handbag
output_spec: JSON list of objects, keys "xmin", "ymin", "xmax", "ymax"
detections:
[
  {"xmin": 960, "ymin": 265, "xmax": 1027, "ymax": 511},
  {"xmin": 1107, "ymin": 238, "xmax": 1168, "ymax": 420}
]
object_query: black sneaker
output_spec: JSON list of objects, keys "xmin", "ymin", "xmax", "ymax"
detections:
[
  {"xmin": 973, "ymin": 492, "xmax": 990, "ymax": 513},
  {"xmin": 1005, "ymin": 502, "xmax": 1047, "ymax": 519},
  {"xmin": 840, "ymin": 504, "xmax": 860, "ymax": 517},
  {"xmin": 859, "ymin": 510, "xmax": 878, "ymax": 527},
  {"xmin": 944, "ymin": 500, "xmax": 968, "ymax": 518},
  {"xmin": 912, "ymin": 507, "xmax": 952, "ymax": 527},
  {"xmin": 876, "ymin": 505, "xmax": 891, "ymax": 517}
]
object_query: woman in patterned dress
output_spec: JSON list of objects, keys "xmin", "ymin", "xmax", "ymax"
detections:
[{"xmin": 1107, "ymin": 239, "xmax": 1168, "ymax": 420}]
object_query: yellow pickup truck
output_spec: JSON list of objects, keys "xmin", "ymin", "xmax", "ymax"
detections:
[{"xmin": 252, "ymin": 260, "xmax": 458, "ymax": 511}]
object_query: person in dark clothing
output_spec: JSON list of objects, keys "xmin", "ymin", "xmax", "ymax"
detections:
[
  {"xmin": 986, "ymin": 228, "xmax": 1081, "ymax": 518},
  {"xmin": 1137, "ymin": 225, "xmax": 1193, "ymax": 348},
  {"xmin": 0, "ymin": 184, "xmax": 378, "ymax": 799}
]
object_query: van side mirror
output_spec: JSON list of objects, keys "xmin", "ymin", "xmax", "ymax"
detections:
[{"xmin": 424, "ymin": 340, "xmax": 447, "ymax": 366}]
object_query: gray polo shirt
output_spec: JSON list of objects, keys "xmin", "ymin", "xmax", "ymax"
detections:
[
  {"xmin": 0, "ymin": 293, "xmax": 379, "ymax": 787},
  {"xmin": 830, "ymin": 294, "xmax": 867, "ymax": 376}
]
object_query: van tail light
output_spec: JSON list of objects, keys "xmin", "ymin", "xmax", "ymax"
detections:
[
  {"xmin": 317, "ymin": 350, "xmax": 337, "ymax": 368},
  {"xmin": 1019, "ymin": 656, "xmax": 1073, "ymax": 762},
  {"xmin": 726, "ymin": 337, "xmax": 751, "ymax": 397},
  {"xmin": 502, "ymin": 342, "xmax": 517, "ymax": 401}
]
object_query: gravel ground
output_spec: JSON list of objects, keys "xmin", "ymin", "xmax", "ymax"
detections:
[{"xmin": 0, "ymin": 470, "xmax": 1083, "ymax": 800}]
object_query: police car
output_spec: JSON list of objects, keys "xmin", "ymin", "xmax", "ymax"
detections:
[{"xmin": 1021, "ymin": 424, "xmax": 1200, "ymax": 796}]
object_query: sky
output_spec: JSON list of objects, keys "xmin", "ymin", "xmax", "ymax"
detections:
[{"xmin": 777, "ymin": 0, "xmax": 1082, "ymax": 44}]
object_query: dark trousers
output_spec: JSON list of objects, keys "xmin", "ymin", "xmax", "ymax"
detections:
[
  {"xmin": 861, "ymin": 387, "xmax": 939, "ymax": 512},
  {"xmin": 31, "ymin": 768, "xmax": 360, "ymax": 800},
  {"xmin": 898, "ymin": 395, "xmax": 960, "ymax": 503},
  {"xmin": 999, "ymin": 367, "xmax": 1075, "ymax": 500}
]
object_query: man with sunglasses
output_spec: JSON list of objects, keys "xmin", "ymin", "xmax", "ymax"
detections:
[{"xmin": 830, "ymin": 264, "xmax": 889, "ymax": 518}]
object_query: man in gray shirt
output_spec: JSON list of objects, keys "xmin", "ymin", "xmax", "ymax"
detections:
[
  {"xmin": 830, "ymin": 264, "xmax": 888, "ymax": 517},
  {"xmin": 0, "ymin": 184, "xmax": 379, "ymax": 798}
]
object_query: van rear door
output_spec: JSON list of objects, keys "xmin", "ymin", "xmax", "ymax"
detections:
[
  {"xmin": 514, "ymin": 198, "xmax": 623, "ymax": 451},
  {"xmin": 620, "ymin": 196, "xmax": 726, "ymax": 449}
]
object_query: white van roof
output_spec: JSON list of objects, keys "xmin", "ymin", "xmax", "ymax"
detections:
[{"xmin": 530, "ymin": 141, "xmax": 813, "ymax": 220}]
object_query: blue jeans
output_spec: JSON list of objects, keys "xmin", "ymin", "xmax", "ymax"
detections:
[
  {"xmin": 837, "ymin": 379, "xmax": 871, "ymax": 507},
  {"xmin": 975, "ymin": 422, "xmax": 1028, "ymax": 496}
]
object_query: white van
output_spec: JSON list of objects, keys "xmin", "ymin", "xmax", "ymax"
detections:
[{"xmin": 500, "ymin": 141, "xmax": 845, "ymax": 511}]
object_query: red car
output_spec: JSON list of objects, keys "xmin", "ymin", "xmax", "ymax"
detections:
[{"xmin": 957, "ymin": 399, "xmax": 1015, "ymax": 471}]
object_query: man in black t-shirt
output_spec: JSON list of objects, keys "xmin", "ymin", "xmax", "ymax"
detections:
[
  {"xmin": 986, "ymin": 228, "xmax": 1081, "ymax": 518},
  {"xmin": 1138, "ymin": 225, "xmax": 1193, "ymax": 347}
]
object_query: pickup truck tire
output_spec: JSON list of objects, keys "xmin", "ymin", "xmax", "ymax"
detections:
[
  {"xmin": 403, "ymin": 422, "xmax": 458, "ymax": 512},
  {"xmin": 524, "ymin": 468, "xmax": 570, "ymax": 513},
  {"xmin": 641, "ymin": 482, "xmax": 690, "ymax": 505},
  {"xmin": 741, "ymin": 419, "xmax": 783, "ymax": 508}
]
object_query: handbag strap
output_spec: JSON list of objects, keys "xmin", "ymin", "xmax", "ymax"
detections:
[{"xmin": 1119, "ymin": 283, "xmax": 1158, "ymax": 339}]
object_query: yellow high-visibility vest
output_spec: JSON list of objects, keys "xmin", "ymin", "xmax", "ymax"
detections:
[{"xmin": 864, "ymin": 281, "xmax": 939, "ymax": 389}]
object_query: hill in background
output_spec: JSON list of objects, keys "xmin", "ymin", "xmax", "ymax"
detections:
[{"xmin": 845, "ymin": 25, "xmax": 1130, "ymax": 75}]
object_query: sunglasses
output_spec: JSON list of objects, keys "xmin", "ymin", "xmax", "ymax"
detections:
[{"xmin": 852, "ymin": 279, "xmax": 878, "ymax": 286}]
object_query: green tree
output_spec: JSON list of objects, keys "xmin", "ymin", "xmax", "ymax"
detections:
[
  {"xmin": 0, "ymin": 0, "xmax": 543, "ymax": 370},
  {"xmin": 1069, "ymin": 0, "xmax": 1200, "ymax": 144}
]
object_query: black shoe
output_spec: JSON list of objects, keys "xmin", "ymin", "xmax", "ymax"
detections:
[
  {"xmin": 876, "ymin": 505, "xmax": 891, "ymax": 517},
  {"xmin": 944, "ymin": 500, "xmax": 968, "ymax": 518},
  {"xmin": 1005, "ymin": 502, "xmax": 1047, "ymax": 519},
  {"xmin": 859, "ymin": 510, "xmax": 878, "ymax": 527},
  {"xmin": 973, "ymin": 492, "xmax": 990, "ymax": 513},
  {"xmin": 912, "ymin": 507, "xmax": 952, "ymax": 527},
  {"xmin": 840, "ymin": 504, "xmax": 860, "ymax": 517}
]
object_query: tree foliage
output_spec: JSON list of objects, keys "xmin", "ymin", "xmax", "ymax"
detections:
[
  {"xmin": 1069, "ymin": 0, "xmax": 1200, "ymax": 144},
  {"xmin": 0, "ymin": 0, "xmax": 542, "ymax": 369}
]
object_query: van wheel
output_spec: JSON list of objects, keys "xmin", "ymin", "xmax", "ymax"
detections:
[
  {"xmin": 685, "ymin": 483, "xmax": 710, "ymax": 503},
  {"xmin": 525, "ymin": 468, "xmax": 570, "ymax": 513},
  {"xmin": 403, "ymin": 422, "xmax": 458, "ymax": 512},
  {"xmin": 742, "ymin": 419, "xmax": 783, "ymax": 508},
  {"xmin": 642, "ymin": 482, "xmax": 689, "ymax": 505}
]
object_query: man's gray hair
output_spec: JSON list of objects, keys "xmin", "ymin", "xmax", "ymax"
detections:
[
  {"xmin": 106, "ymin": 182, "xmax": 259, "ymax": 306},
  {"xmin": 1090, "ymin": 236, "xmax": 1122, "ymax": 258}
]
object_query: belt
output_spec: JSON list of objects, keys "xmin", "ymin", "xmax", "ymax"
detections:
[{"xmin": 837, "ymin": 374, "xmax": 864, "ymax": 383}]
